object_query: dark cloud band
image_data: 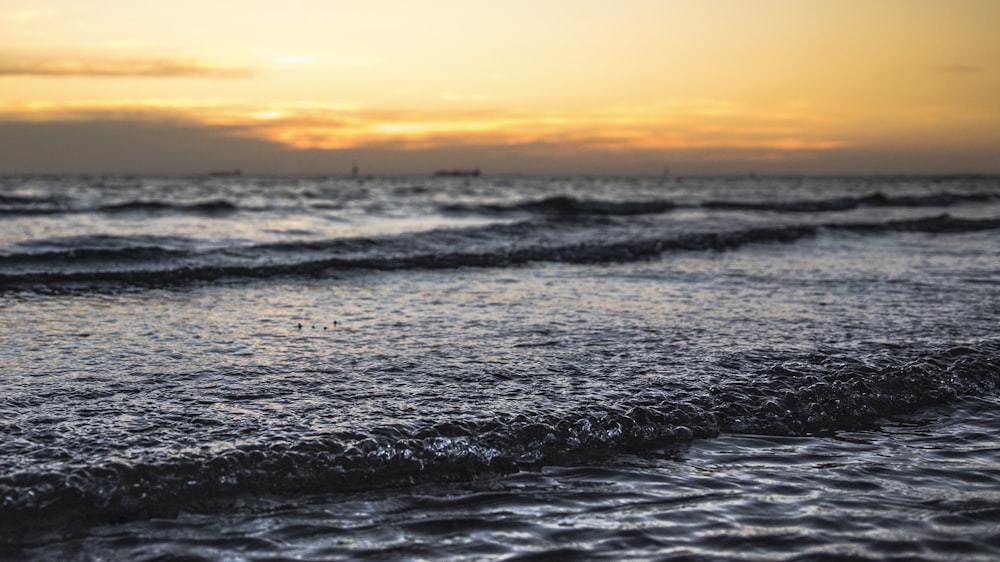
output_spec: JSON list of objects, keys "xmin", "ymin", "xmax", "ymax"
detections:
[{"xmin": 0, "ymin": 59, "xmax": 252, "ymax": 78}]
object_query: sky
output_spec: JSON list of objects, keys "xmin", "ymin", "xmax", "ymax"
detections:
[{"xmin": 1, "ymin": 0, "xmax": 999, "ymax": 175}]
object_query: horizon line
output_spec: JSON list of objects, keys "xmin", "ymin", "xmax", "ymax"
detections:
[{"xmin": 2, "ymin": 171, "xmax": 999, "ymax": 179}]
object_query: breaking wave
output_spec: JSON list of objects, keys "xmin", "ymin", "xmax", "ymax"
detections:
[
  {"xmin": 1, "ymin": 214, "xmax": 998, "ymax": 293},
  {"xmin": 1, "ymin": 187, "xmax": 994, "ymax": 219},
  {"xmin": 441, "ymin": 191, "xmax": 997, "ymax": 218},
  {"xmin": 1, "ymin": 339, "xmax": 997, "ymax": 539}
]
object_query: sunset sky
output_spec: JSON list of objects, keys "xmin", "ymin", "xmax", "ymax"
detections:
[{"xmin": 2, "ymin": 0, "xmax": 998, "ymax": 175}]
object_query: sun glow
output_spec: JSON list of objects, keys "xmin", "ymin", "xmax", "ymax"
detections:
[
  {"xmin": 251, "ymin": 110, "xmax": 286, "ymax": 120},
  {"xmin": 1, "ymin": 0, "xmax": 998, "ymax": 173},
  {"xmin": 274, "ymin": 55, "xmax": 313, "ymax": 65}
]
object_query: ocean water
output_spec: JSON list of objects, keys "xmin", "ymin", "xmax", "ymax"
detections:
[{"xmin": 1, "ymin": 174, "xmax": 998, "ymax": 560}]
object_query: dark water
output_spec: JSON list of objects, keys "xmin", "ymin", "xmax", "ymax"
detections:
[{"xmin": 1, "ymin": 174, "xmax": 998, "ymax": 560}]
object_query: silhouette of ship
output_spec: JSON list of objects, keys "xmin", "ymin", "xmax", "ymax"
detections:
[{"xmin": 433, "ymin": 168, "xmax": 480, "ymax": 177}]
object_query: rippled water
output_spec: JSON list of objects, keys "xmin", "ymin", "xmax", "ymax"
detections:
[
  {"xmin": 9, "ymin": 398, "xmax": 1000, "ymax": 561},
  {"xmin": 1, "ymin": 174, "xmax": 999, "ymax": 560}
]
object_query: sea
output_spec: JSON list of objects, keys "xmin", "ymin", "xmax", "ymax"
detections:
[{"xmin": 1, "ymin": 174, "xmax": 998, "ymax": 561}]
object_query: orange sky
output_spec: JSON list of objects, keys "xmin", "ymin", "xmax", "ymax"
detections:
[{"xmin": 2, "ymin": 0, "xmax": 999, "ymax": 174}]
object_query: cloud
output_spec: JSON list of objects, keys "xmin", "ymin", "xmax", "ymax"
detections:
[
  {"xmin": 200, "ymin": 99, "xmax": 849, "ymax": 156},
  {"xmin": 0, "ymin": 119, "xmax": 279, "ymax": 174},
  {"xmin": 0, "ymin": 53, "xmax": 253, "ymax": 78},
  {"xmin": 0, "ymin": 117, "xmax": 844, "ymax": 175},
  {"xmin": 2, "ymin": 111, "xmax": 996, "ymax": 175},
  {"xmin": 0, "ymin": 98, "xmax": 851, "ymax": 171}
]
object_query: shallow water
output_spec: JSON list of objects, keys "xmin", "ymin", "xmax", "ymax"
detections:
[
  {"xmin": 1, "ymin": 174, "xmax": 999, "ymax": 559},
  {"xmin": 10, "ymin": 398, "xmax": 1000, "ymax": 561}
]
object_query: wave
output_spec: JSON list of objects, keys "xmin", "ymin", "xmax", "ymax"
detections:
[
  {"xmin": 0, "ymin": 188, "xmax": 994, "ymax": 220},
  {"xmin": 0, "ymin": 194, "xmax": 68, "ymax": 216},
  {"xmin": 1, "ymin": 339, "xmax": 998, "ymax": 539},
  {"xmin": 0, "ymin": 235, "xmax": 196, "ymax": 268},
  {"xmin": 440, "ymin": 191, "xmax": 998, "ymax": 218},
  {"xmin": 99, "ymin": 199, "xmax": 239, "ymax": 215},
  {"xmin": 442, "ymin": 196, "xmax": 677, "ymax": 217},
  {"xmin": 702, "ymin": 190, "xmax": 996, "ymax": 213},
  {"xmin": 0, "ymin": 198, "xmax": 242, "ymax": 217},
  {"xmin": 1, "ymin": 214, "xmax": 998, "ymax": 293},
  {"xmin": 0, "ymin": 194, "xmax": 61, "ymax": 206}
]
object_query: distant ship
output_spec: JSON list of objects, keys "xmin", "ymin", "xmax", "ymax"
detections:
[{"xmin": 433, "ymin": 168, "xmax": 481, "ymax": 177}]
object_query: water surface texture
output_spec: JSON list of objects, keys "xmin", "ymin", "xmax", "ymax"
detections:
[{"xmin": 1, "ymin": 175, "xmax": 999, "ymax": 560}]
